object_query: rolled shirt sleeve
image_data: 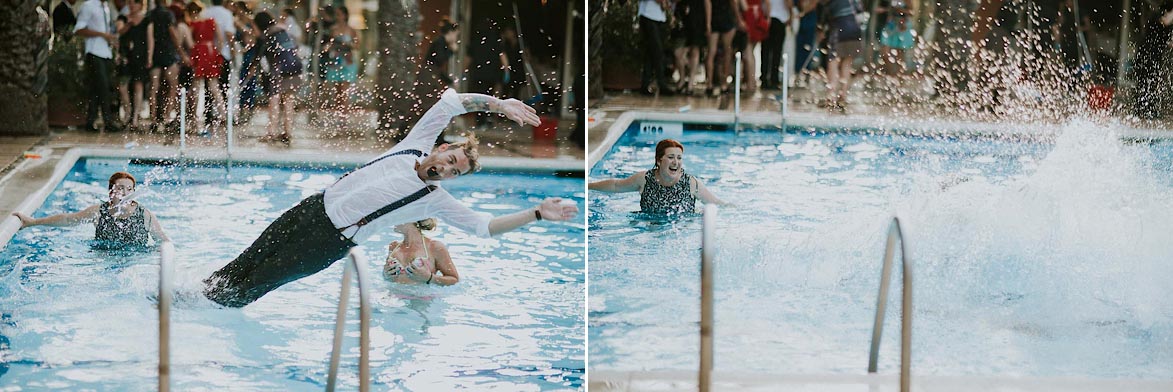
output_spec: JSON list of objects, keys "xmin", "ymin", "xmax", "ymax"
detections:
[
  {"xmin": 73, "ymin": 4, "xmax": 90, "ymax": 32},
  {"xmin": 392, "ymin": 88, "xmax": 468, "ymax": 155}
]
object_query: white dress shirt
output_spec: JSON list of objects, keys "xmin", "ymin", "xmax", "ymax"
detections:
[
  {"xmin": 324, "ymin": 89, "xmax": 493, "ymax": 242},
  {"xmin": 769, "ymin": 0, "xmax": 791, "ymax": 22},
  {"xmin": 638, "ymin": 0, "xmax": 667, "ymax": 22},
  {"xmin": 200, "ymin": 5, "xmax": 235, "ymax": 59},
  {"xmin": 73, "ymin": 0, "xmax": 113, "ymax": 59}
]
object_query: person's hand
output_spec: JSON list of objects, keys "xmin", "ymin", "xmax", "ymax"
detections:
[
  {"xmin": 497, "ymin": 98, "xmax": 541, "ymax": 127},
  {"xmin": 404, "ymin": 262, "xmax": 435, "ymax": 283},
  {"xmin": 538, "ymin": 198, "xmax": 578, "ymax": 221},
  {"xmin": 12, "ymin": 212, "xmax": 34, "ymax": 228},
  {"xmin": 105, "ymin": 33, "xmax": 119, "ymax": 48}
]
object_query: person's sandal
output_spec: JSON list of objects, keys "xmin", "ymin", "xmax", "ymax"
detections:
[
  {"xmin": 259, "ymin": 134, "xmax": 278, "ymax": 143},
  {"xmin": 278, "ymin": 133, "xmax": 291, "ymax": 145}
]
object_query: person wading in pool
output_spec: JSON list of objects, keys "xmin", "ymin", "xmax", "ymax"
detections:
[
  {"xmin": 588, "ymin": 139, "xmax": 726, "ymax": 214},
  {"xmin": 202, "ymin": 88, "xmax": 579, "ymax": 307},
  {"xmin": 12, "ymin": 171, "xmax": 171, "ymax": 249},
  {"xmin": 383, "ymin": 218, "xmax": 459, "ymax": 286}
]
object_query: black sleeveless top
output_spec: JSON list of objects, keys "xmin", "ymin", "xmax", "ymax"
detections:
[
  {"xmin": 640, "ymin": 170, "xmax": 697, "ymax": 215},
  {"xmin": 95, "ymin": 201, "xmax": 150, "ymax": 248}
]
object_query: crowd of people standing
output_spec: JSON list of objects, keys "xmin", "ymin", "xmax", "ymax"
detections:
[
  {"xmin": 51, "ymin": 0, "xmax": 373, "ymax": 143},
  {"xmin": 632, "ymin": 0, "xmax": 1173, "ymax": 118}
]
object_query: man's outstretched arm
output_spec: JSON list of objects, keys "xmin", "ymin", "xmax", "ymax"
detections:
[
  {"xmin": 459, "ymin": 93, "xmax": 542, "ymax": 127},
  {"xmin": 395, "ymin": 89, "xmax": 541, "ymax": 153},
  {"xmin": 487, "ymin": 198, "xmax": 579, "ymax": 236}
]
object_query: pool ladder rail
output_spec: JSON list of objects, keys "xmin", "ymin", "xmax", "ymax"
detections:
[
  {"xmin": 699, "ymin": 205, "xmax": 717, "ymax": 392},
  {"xmin": 155, "ymin": 245, "xmax": 370, "ymax": 392},
  {"xmin": 158, "ymin": 241, "xmax": 175, "ymax": 392},
  {"xmin": 697, "ymin": 214, "xmax": 913, "ymax": 392},
  {"xmin": 869, "ymin": 217, "xmax": 913, "ymax": 392},
  {"xmin": 326, "ymin": 249, "xmax": 372, "ymax": 392}
]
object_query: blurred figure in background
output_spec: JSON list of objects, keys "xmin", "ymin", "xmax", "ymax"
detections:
[
  {"xmin": 324, "ymin": 6, "xmax": 359, "ymax": 121},
  {"xmin": 251, "ymin": 10, "xmax": 304, "ymax": 144}
]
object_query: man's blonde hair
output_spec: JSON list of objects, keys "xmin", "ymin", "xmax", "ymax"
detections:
[{"xmin": 449, "ymin": 132, "xmax": 481, "ymax": 174}]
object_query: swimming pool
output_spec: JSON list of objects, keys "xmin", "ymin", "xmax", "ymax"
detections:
[
  {"xmin": 0, "ymin": 157, "xmax": 585, "ymax": 390},
  {"xmin": 589, "ymin": 119, "xmax": 1173, "ymax": 379}
]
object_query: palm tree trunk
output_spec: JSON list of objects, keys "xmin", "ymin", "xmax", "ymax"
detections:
[
  {"xmin": 375, "ymin": 0, "xmax": 422, "ymax": 139},
  {"xmin": 0, "ymin": 1, "xmax": 51, "ymax": 136}
]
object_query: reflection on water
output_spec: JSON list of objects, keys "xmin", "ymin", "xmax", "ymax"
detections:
[{"xmin": 589, "ymin": 121, "xmax": 1173, "ymax": 379}]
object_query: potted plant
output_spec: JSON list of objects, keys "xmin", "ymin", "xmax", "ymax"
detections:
[{"xmin": 46, "ymin": 35, "xmax": 86, "ymax": 127}]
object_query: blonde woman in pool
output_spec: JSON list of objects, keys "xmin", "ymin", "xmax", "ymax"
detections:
[{"xmin": 384, "ymin": 218, "xmax": 459, "ymax": 285}]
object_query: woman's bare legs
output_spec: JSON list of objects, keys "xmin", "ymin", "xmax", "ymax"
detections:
[
  {"xmin": 687, "ymin": 46, "xmax": 701, "ymax": 92},
  {"xmin": 205, "ymin": 78, "xmax": 225, "ymax": 136},
  {"xmin": 281, "ymin": 93, "xmax": 295, "ymax": 138},
  {"xmin": 132, "ymin": 82, "xmax": 144, "ymax": 127},
  {"xmin": 705, "ymin": 33, "xmax": 719, "ymax": 93},
  {"xmin": 718, "ymin": 30, "xmax": 735, "ymax": 92},
  {"xmin": 836, "ymin": 55, "xmax": 855, "ymax": 104},
  {"xmin": 743, "ymin": 41, "xmax": 758, "ymax": 92},
  {"xmin": 118, "ymin": 81, "xmax": 131, "ymax": 126}
]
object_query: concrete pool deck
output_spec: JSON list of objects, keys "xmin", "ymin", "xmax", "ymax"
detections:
[{"xmin": 0, "ymin": 109, "xmax": 584, "ymax": 247}]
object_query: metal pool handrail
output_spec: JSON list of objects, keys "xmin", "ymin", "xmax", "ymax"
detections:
[
  {"xmin": 326, "ymin": 249, "xmax": 371, "ymax": 392},
  {"xmin": 780, "ymin": 53, "xmax": 789, "ymax": 129},
  {"xmin": 699, "ymin": 205, "xmax": 717, "ymax": 392},
  {"xmin": 733, "ymin": 52, "xmax": 742, "ymax": 131},
  {"xmin": 867, "ymin": 217, "xmax": 912, "ymax": 392},
  {"xmin": 158, "ymin": 241, "xmax": 175, "ymax": 392}
]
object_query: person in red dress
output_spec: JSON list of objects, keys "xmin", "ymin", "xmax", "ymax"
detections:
[{"xmin": 186, "ymin": 1, "xmax": 225, "ymax": 135}]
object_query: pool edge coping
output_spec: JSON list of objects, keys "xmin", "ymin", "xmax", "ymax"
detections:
[
  {"xmin": 588, "ymin": 110, "xmax": 1173, "ymax": 169},
  {"xmin": 1, "ymin": 146, "xmax": 584, "ymax": 250}
]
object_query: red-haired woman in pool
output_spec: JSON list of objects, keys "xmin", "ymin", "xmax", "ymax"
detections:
[{"xmin": 589, "ymin": 139, "xmax": 727, "ymax": 215}]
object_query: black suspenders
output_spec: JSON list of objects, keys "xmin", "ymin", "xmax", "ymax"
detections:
[
  {"xmin": 335, "ymin": 149, "xmax": 434, "ymax": 238},
  {"xmin": 335, "ymin": 149, "xmax": 426, "ymax": 184}
]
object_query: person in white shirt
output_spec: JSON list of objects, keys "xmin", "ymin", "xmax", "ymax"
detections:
[
  {"xmin": 280, "ymin": 8, "xmax": 302, "ymax": 44},
  {"xmin": 200, "ymin": 0, "xmax": 235, "ymax": 121},
  {"xmin": 638, "ymin": 0, "xmax": 673, "ymax": 95},
  {"xmin": 761, "ymin": 0, "xmax": 793, "ymax": 90},
  {"xmin": 202, "ymin": 89, "xmax": 579, "ymax": 307},
  {"xmin": 74, "ymin": 0, "xmax": 123, "ymax": 132}
]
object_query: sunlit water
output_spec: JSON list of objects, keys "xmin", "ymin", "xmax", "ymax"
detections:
[
  {"xmin": 589, "ymin": 120, "xmax": 1173, "ymax": 379},
  {"xmin": 0, "ymin": 158, "xmax": 584, "ymax": 390}
]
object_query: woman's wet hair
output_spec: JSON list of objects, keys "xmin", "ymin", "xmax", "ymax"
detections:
[
  {"xmin": 414, "ymin": 218, "xmax": 437, "ymax": 231},
  {"xmin": 108, "ymin": 172, "xmax": 136, "ymax": 190},
  {"xmin": 654, "ymin": 139, "xmax": 685, "ymax": 163}
]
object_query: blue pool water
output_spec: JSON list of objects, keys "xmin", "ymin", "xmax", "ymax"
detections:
[
  {"xmin": 589, "ymin": 120, "xmax": 1173, "ymax": 379},
  {"xmin": 0, "ymin": 158, "xmax": 584, "ymax": 390}
]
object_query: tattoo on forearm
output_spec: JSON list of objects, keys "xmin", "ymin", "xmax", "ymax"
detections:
[{"xmin": 460, "ymin": 94, "xmax": 498, "ymax": 113}]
